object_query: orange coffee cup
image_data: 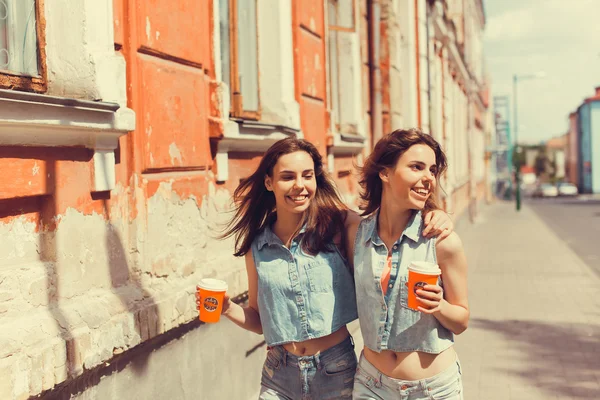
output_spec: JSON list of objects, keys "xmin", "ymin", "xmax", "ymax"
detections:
[
  {"xmin": 407, "ymin": 261, "xmax": 441, "ymax": 311},
  {"xmin": 197, "ymin": 278, "xmax": 228, "ymax": 323}
]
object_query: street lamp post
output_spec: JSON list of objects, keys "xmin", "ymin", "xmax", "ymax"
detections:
[
  {"xmin": 513, "ymin": 75, "xmax": 520, "ymax": 211},
  {"xmin": 512, "ymin": 71, "xmax": 545, "ymax": 212}
]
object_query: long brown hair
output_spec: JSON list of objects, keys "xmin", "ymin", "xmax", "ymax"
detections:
[
  {"xmin": 359, "ymin": 128, "xmax": 448, "ymax": 216},
  {"xmin": 222, "ymin": 137, "xmax": 348, "ymax": 257}
]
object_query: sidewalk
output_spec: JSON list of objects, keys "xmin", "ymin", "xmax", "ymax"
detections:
[{"xmin": 350, "ymin": 201, "xmax": 600, "ymax": 399}]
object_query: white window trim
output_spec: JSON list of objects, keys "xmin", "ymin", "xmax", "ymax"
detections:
[
  {"xmin": 212, "ymin": 0, "xmax": 302, "ymax": 182},
  {"xmin": 0, "ymin": 1, "xmax": 135, "ymax": 192},
  {"xmin": 329, "ymin": 32, "xmax": 366, "ymax": 135},
  {"xmin": 326, "ymin": 132, "xmax": 365, "ymax": 173},
  {"xmin": 216, "ymin": 120, "xmax": 301, "ymax": 182},
  {"xmin": 0, "ymin": 89, "xmax": 134, "ymax": 192},
  {"xmin": 256, "ymin": 0, "xmax": 300, "ymax": 129},
  {"xmin": 326, "ymin": 0, "xmax": 366, "ymax": 158}
]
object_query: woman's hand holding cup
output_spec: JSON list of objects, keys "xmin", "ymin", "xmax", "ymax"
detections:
[
  {"xmin": 196, "ymin": 278, "xmax": 229, "ymax": 323},
  {"xmin": 415, "ymin": 284, "xmax": 445, "ymax": 314}
]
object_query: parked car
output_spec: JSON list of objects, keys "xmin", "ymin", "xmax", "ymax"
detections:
[
  {"xmin": 532, "ymin": 183, "xmax": 559, "ymax": 198},
  {"xmin": 557, "ymin": 182, "xmax": 578, "ymax": 196}
]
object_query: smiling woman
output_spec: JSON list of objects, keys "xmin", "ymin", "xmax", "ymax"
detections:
[
  {"xmin": 347, "ymin": 129, "xmax": 469, "ymax": 400},
  {"xmin": 216, "ymin": 137, "xmax": 359, "ymax": 399},
  {"xmin": 205, "ymin": 135, "xmax": 455, "ymax": 399}
]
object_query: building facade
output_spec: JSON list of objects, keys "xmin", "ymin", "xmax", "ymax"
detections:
[
  {"xmin": 545, "ymin": 134, "xmax": 567, "ymax": 182},
  {"xmin": 565, "ymin": 111, "xmax": 579, "ymax": 186},
  {"xmin": 576, "ymin": 87, "xmax": 600, "ymax": 193},
  {"xmin": 0, "ymin": 1, "xmax": 489, "ymax": 398}
]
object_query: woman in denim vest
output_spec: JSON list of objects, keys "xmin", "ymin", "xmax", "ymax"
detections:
[
  {"xmin": 213, "ymin": 137, "xmax": 453, "ymax": 399},
  {"xmin": 347, "ymin": 129, "xmax": 470, "ymax": 399}
]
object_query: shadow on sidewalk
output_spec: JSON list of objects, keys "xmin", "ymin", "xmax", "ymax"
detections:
[{"xmin": 472, "ymin": 318, "xmax": 600, "ymax": 398}]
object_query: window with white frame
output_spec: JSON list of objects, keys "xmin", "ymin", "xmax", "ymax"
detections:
[
  {"xmin": 327, "ymin": 0, "xmax": 362, "ymax": 136},
  {"xmin": 219, "ymin": 0, "xmax": 259, "ymax": 120}
]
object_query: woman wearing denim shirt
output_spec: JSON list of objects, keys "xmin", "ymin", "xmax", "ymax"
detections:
[
  {"xmin": 347, "ymin": 129, "xmax": 470, "ymax": 399},
  {"xmin": 212, "ymin": 137, "xmax": 453, "ymax": 399}
]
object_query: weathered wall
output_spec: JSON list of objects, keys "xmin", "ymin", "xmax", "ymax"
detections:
[
  {"xmin": 0, "ymin": 176, "xmax": 246, "ymax": 398},
  {"xmin": 293, "ymin": 0, "xmax": 328, "ymax": 155},
  {"xmin": 0, "ymin": 1, "xmax": 241, "ymax": 398}
]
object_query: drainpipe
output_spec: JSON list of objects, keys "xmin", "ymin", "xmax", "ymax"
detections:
[
  {"xmin": 414, "ymin": 0, "xmax": 421, "ymax": 127},
  {"xmin": 426, "ymin": 0, "xmax": 433, "ymax": 132},
  {"xmin": 368, "ymin": 0, "xmax": 383, "ymax": 144}
]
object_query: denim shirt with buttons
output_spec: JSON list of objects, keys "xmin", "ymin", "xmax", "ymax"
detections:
[
  {"xmin": 354, "ymin": 210, "xmax": 454, "ymax": 354},
  {"xmin": 252, "ymin": 225, "xmax": 358, "ymax": 346}
]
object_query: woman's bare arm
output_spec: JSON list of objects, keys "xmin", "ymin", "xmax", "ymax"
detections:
[{"xmin": 221, "ymin": 250, "xmax": 263, "ymax": 334}]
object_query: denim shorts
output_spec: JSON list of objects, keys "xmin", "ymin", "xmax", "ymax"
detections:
[
  {"xmin": 352, "ymin": 352, "xmax": 463, "ymax": 399},
  {"xmin": 259, "ymin": 335, "xmax": 357, "ymax": 400}
]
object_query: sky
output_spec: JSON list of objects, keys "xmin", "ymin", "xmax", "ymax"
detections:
[{"xmin": 484, "ymin": 0, "xmax": 600, "ymax": 144}]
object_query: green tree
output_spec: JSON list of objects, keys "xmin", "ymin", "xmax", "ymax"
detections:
[
  {"xmin": 534, "ymin": 148, "xmax": 550, "ymax": 177},
  {"xmin": 512, "ymin": 146, "xmax": 526, "ymax": 172}
]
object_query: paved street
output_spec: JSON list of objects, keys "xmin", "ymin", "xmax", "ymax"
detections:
[
  {"xmin": 527, "ymin": 197, "xmax": 600, "ymax": 278},
  {"xmin": 351, "ymin": 200, "xmax": 600, "ymax": 399}
]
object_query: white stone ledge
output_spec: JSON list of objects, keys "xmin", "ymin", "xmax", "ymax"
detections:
[
  {"xmin": 0, "ymin": 89, "xmax": 135, "ymax": 192},
  {"xmin": 215, "ymin": 119, "xmax": 301, "ymax": 182},
  {"xmin": 329, "ymin": 133, "xmax": 366, "ymax": 155}
]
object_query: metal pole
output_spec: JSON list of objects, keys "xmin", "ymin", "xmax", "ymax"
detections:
[{"xmin": 513, "ymin": 74, "xmax": 521, "ymax": 211}]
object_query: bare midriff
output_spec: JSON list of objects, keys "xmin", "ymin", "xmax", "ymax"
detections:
[
  {"xmin": 364, "ymin": 346, "xmax": 456, "ymax": 380},
  {"xmin": 282, "ymin": 326, "xmax": 350, "ymax": 356}
]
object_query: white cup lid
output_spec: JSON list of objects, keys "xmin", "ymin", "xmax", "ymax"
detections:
[
  {"xmin": 198, "ymin": 278, "xmax": 228, "ymax": 292},
  {"xmin": 408, "ymin": 261, "xmax": 441, "ymax": 275}
]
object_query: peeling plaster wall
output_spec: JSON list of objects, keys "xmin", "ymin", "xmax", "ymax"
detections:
[
  {"xmin": 0, "ymin": 181, "xmax": 247, "ymax": 399},
  {"xmin": 0, "ymin": 1, "xmax": 254, "ymax": 399},
  {"xmin": 44, "ymin": 0, "xmax": 127, "ymax": 104}
]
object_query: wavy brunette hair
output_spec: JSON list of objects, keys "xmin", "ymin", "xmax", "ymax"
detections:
[
  {"xmin": 222, "ymin": 137, "xmax": 348, "ymax": 257},
  {"xmin": 359, "ymin": 128, "xmax": 448, "ymax": 217}
]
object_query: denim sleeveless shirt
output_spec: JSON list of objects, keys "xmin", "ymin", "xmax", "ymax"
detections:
[
  {"xmin": 353, "ymin": 210, "xmax": 454, "ymax": 353},
  {"xmin": 251, "ymin": 225, "xmax": 358, "ymax": 346}
]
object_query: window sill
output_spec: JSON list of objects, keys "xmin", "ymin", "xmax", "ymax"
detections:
[
  {"xmin": 328, "ymin": 132, "xmax": 366, "ymax": 155},
  {"xmin": 214, "ymin": 119, "xmax": 301, "ymax": 182},
  {"xmin": 0, "ymin": 89, "xmax": 135, "ymax": 191}
]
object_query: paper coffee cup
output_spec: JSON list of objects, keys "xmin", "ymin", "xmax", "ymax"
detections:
[
  {"xmin": 407, "ymin": 261, "xmax": 441, "ymax": 311},
  {"xmin": 197, "ymin": 278, "xmax": 228, "ymax": 323}
]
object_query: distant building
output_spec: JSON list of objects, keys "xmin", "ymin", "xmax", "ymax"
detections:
[
  {"xmin": 576, "ymin": 87, "xmax": 600, "ymax": 193},
  {"xmin": 524, "ymin": 146, "xmax": 539, "ymax": 169},
  {"xmin": 565, "ymin": 111, "xmax": 579, "ymax": 185},
  {"xmin": 545, "ymin": 134, "xmax": 567, "ymax": 181}
]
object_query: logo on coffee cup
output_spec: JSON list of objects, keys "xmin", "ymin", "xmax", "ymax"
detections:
[
  {"xmin": 203, "ymin": 297, "xmax": 219, "ymax": 312},
  {"xmin": 414, "ymin": 281, "xmax": 427, "ymax": 294}
]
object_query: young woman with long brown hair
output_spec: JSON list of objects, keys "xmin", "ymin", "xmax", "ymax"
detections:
[
  {"xmin": 348, "ymin": 129, "xmax": 469, "ymax": 399},
  {"xmin": 202, "ymin": 137, "xmax": 453, "ymax": 399}
]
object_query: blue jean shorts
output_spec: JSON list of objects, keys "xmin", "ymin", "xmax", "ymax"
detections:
[
  {"xmin": 259, "ymin": 335, "xmax": 357, "ymax": 399},
  {"xmin": 352, "ymin": 352, "xmax": 463, "ymax": 399}
]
